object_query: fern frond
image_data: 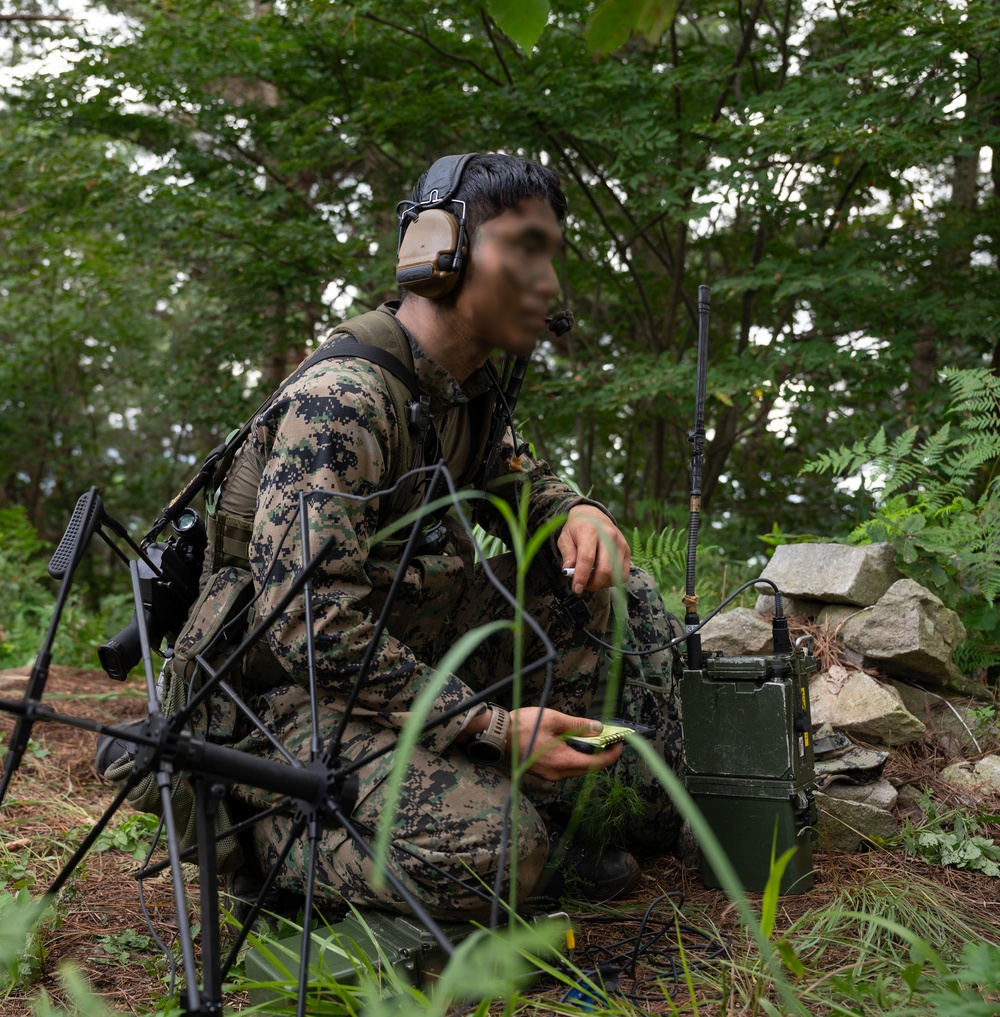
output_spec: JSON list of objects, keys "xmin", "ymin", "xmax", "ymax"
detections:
[
  {"xmin": 877, "ymin": 456, "xmax": 923, "ymax": 502},
  {"xmin": 916, "ymin": 422, "xmax": 954, "ymax": 469},
  {"xmin": 629, "ymin": 525, "xmax": 688, "ymax": 585},
  {"xmin": 953, "ymin": 640, "xmax": 1000, "ymax": 676},
  {"xmin": 800, "ymin": 429, "xmax": 893, "ymax": 479},
  {"xmin": 868, "ymin": 427, "xmax": 890, "ymax": 458},
  {"xmin": 952, "ymin": 440, "xmax": 1000, "ymax": 474},
  {"xmin": 887, "ymin": 425, "xmax": 920, "ymax": 461},
  {"xmin": 944, "ymin": 367, "xmax": 1000, "ymax": 418}
]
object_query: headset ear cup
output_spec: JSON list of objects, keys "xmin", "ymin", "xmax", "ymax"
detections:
[{"xmin": 396, "ymin": 208, "xmax": 467, "ymax": 299}]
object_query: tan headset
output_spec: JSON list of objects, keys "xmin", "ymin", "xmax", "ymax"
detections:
[{"xmin": 395, "ymin": 153, "xmax": 477, "ymax": 299}]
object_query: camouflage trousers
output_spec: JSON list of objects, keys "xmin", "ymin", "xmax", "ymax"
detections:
[{"xmin": 233, "ymin": 557, "xmax": 683, "ymax": 919}]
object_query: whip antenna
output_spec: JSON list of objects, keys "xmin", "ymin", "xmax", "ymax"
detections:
[{"xmin": 683, "ymin": 285, "xmax": 711, "ymax": 668}]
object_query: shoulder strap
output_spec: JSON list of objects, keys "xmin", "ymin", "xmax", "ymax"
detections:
[
  {"xmin": 208, "ymin": 308, "xmax": 438, "ymax": 523},
  {"xmin": 326, "ymin": 310, "xmax": 440, "ymax": 497},
  {"xmin": 322, "ymin": 341, "xmax": 419, "ymax": 399}
]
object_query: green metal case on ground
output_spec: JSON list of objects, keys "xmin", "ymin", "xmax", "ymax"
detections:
[
  {"xmin": 244, "ymin": 912, "xmax": 466, "ymax": 1007},
  {"xmin": 680, "ymin": 648, "xmax": 818, "ymax": 894},
  {"xmin": 243, "ymin": 910, "xmax": 569, "ymax": 1009},
  {"xmin": 684, "ymin": 774, "xmax": 817, "ymax": 894}
]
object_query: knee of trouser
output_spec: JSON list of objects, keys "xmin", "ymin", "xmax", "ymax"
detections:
[
  {"xmin": 454, "ymin": 798, "xmax": 550, "ymax": 906},
  {"xmin": 413, "ymin": 800, "xmax": 549, "ymax": 918},
  {"xmin": 512, "ymin": 808, "xmax": 551, "ymax": 901}
]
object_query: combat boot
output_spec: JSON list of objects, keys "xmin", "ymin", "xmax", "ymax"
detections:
[{"xmin": 532, "ymin": 826, "xmax": 642, "ymax": 903}]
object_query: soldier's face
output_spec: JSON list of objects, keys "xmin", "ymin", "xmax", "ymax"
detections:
[{"xmin": 455, "ymin": 198, "xmax": 563, "ymax": 359}]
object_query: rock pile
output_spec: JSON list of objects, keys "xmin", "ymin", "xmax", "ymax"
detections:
[{"xmin": 697, "ymin": 542, "xmax": 997, "ymax": 853}]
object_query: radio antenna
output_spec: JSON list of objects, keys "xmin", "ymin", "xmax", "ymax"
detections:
[{"xmin": 683, "ymin": 285, "xmax": 711, "ymax": 669}]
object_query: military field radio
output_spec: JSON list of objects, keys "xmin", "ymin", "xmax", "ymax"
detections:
[{"xmin": 678, "ymin": 286, "xmax": 817, "ymax": 895}]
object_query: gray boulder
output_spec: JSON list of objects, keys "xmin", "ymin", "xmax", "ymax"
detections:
[
  {"xmin": 816, "ymin": 604, "xmax": 874, "ymax": 641},
  {"xmin": 700, "ymin": 608, "xmax": 773, "ymax": 656},
  {"xmin": 757, "ymin": 542, "xmax": 901, "ymax": 606},
  {"xmin": 941, "ymin": 755, "xmax": 1000, "ymax": 792},
  {"xmin": 814, "ymin": 791, "xmax": 898, "ymax": 852},
  {"xmin": 810, "ymin": 666, "xmax": 925, "ymax": 746},
  {"xmin": 887, "ymin": 679, "xmax": 988, "ymax": 754},
  {"xmin": 819, "ymin": 777, "xmax": 898, "ymax": 812},
  {"xmin": 845, "ymin": 579, "xmax": 967, "ymax": 686},
  {"xmin": 754, "ymin": 593, "xmax": 827, "ymax": 620}
]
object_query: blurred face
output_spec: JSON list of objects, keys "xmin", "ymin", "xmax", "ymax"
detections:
[{"xmin": 454, "ymin": 197, "xmax": 563, "ymax": 359}]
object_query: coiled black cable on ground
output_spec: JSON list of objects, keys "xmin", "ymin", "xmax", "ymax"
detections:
[{"xmin": 553, "ymin": 893, "xmax": 732, "ymax": 1010}]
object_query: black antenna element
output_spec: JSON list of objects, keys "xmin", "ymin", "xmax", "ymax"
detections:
[{"xmin": 683, "ymin": 286, "xmax": 711, "ymax": 670}]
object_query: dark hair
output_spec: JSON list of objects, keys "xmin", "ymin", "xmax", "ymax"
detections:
[{"xmin": 402, "ymin": 152, "xmax": 567, "ymax": 248}]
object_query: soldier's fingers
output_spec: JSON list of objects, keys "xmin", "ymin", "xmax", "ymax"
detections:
[
  {"xmin": 529, "ymin": 745, "xmax": 621, "ymax": 782},
  {"xmin": 587, "ymin": 544, "xmax": 614, "ymax": 591},
  {"xmin": 556, "ymin": 740, "xmax": 623, "ymax": 776},
  {"xmin": 556, "ymin": 525, "xmax": 577, "ymax": 567},
  {"xmin": 572, "ymin": 544, "xmax": 597, "ymax": 595}
]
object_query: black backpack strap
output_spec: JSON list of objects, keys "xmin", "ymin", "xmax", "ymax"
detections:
[
  {"xmin": 278, "ymin": 330, "xmax": 419, "ymax": 401},
  {"xmin": 318, "ymin": 341, "xmax": 419, "ymax": 399}
]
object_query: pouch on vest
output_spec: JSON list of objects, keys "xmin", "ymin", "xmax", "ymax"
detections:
[
  {"xmin": 105, "ymin": 566, "xmax": 265, "ymax": 873},
  {"xmin": 172, "ymin": 565, "xmax": 260, "ymax": 738}
]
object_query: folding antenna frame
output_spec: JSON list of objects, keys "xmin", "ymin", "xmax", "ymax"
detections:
[{"xmin": 0, "ymin": 464, "xmax": 561, "ymax": 1016}]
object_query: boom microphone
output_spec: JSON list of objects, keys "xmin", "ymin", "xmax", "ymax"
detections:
[{"xmin": 546, "ymin": 309, "xmax": 575, "ymax": 336}]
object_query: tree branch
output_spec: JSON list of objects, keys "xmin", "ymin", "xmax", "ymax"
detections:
[
  {"xmin": 361, "ymin": 12, "xmax": 505, "ymax": 88},
  {"xmin": 479, "ymin": 7, "xmax": 516, "ymax": 88},
  {"xmin": 712, "ymin": 0, "xmax": 766, "ymax": 122},
  {"xmin": 0, "ymin": 13, "xmax": 75, "ymax": 22}
]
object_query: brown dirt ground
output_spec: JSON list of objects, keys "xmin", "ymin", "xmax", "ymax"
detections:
[{"xmin": 2, "ymin": 666, "xmax": 999, "ymax": 1016}]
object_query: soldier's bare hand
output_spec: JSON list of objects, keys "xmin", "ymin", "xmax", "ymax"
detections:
[
  {"xmin": 557, "ymin": 505, "xmax": 631, "ymax": 595},
  {"xmin": 510, "ymin": 707, "xmax": 622, "ymax": 781}
]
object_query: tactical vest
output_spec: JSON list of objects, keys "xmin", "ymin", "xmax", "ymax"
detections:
[{"xmin": 203, "ymin": 304, "xmax": 498, "ymax": 580}]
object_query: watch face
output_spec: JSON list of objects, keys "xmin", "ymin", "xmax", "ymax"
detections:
[{"xmin": 466, "ymin": 736, "xmax": 504, "ymax": 764}]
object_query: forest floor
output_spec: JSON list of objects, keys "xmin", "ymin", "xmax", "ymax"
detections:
[{"xmin": 1, "ymin": 666, "xmax": 999, "ymax": 1016}]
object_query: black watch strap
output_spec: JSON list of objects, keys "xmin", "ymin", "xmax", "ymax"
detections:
[{"xmin": 465, "ymin": 704, "xmax": 510, "ymax": 764}]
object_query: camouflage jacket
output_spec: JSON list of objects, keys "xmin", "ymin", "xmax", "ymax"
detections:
[{"xmin": 246, "ymin": 303, "xmax": 607, "ymax": 754}]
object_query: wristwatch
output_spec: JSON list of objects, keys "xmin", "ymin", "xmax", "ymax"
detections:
[{"xmin": 465, "ymin": 704, "xmax": 510, "ymax": 764}]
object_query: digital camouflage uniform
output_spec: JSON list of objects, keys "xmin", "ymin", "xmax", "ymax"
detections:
[{"xmin": 218, "ymin": 304, "xmax": 682, "ymax": 918}]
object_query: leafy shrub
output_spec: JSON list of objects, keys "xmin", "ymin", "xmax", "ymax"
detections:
[
  {"xmin": 629, "ymin": 524, "xmax": 757, "ymax": 613},
  {"xmin": 0, "ymin": 505, "xmax": 131, "ymax": 670},
  {"xmin": 893, "ymin": 793, "xmax": 1000, "ymax": 878},
  {"xmin": 801, "ymin": 367, "xmax": 1000, "ymax": 677},
  {"xmin": 94, "ymin": 812, "xmax": 162, "ymax": 862}
]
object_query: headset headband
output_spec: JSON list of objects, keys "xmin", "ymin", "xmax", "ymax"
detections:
[
  {"xmin": 396, "ymin": 152, "xmax": 478, "ymax": 243},
  {"xmin": 418, "ymin": 152, "xmax": 477, "ymax": 207}
]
